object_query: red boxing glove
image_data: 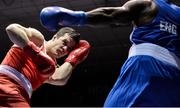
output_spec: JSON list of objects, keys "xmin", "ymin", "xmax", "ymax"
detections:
[
  {"xmin": 23, "ymin": 41, "xmax": 56, "ymax": 77},
  {"xmin": 65, "ymin": 40, "xmax": 91, "ymax": 66}
]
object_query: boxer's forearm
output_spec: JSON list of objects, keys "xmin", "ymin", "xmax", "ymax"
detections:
[
  {"xmin": 46, "ymin": 62, "xmax": 74, "ymax": 86},
  {"xmin": 85, "ymin": 6, "xmax": 134, "ymax": 27},
  {"xmin": 52, "ymin": 62, "xmax": 74, "ymax": 80}
]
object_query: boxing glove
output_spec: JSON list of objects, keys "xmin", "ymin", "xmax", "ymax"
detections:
[
  {"xmin": 65, "ymin": 40, "xmax": 90, "ymax": 66},
  {"xmin": 40, "ymin": 6, "xmax": 87, "ymax": 31},
  {"xmin": 23, "ymin": 41, "xmax": 56, "ymax": 77}
]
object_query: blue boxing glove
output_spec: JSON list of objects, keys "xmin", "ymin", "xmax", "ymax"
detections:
[{"xmin": 40, "ymin": 6, "xmax": 87, "ymax": 31}]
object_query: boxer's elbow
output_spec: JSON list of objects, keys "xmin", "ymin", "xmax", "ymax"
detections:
[
  {"xmin": 6, "ymin": 23, "xmax": 26, "ymax": 37},
  {"xmin": 6, "ymin": 23, "xmax": 24, "ymax": 31},
  {"xmin": 6, "ymin": 23, "xmax": 18, "ymax": 33},
  {"xmin": 47, "ymin": 77, "xmax": 68, "ymax": 86},
  {"xmin": 51, "ymin": 75, "xmax": 68, "ymax": 85},
  {"xmin": 6, "ymin": 24, "xmax": 22, "ymax": 42}
]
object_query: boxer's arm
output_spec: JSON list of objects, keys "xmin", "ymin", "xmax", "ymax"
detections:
[
  {"xmin": 85, "ymin": 0, "xmax": 153, "ymax": 26},
  {"xmin": 6, "ymin": 23, "xmax": 44, "ymax": 48},
  {"xmin": 45, "ymin": 62, "xmax": 74, "ymax": 86},
  {"xmin": 6, "ymin": 24, "xmax": 56, "ymax": 76},
  {"xmin": 45, "ymin": 40, "xmax": 91, "ymax": 86},
  {"xmin": 40, "ymin": 0, "xmax": 153, "ymax": 30}
]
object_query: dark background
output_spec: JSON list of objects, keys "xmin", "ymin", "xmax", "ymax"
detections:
[{"xmin": 0, "ymin": 0, "xmax": 179, "ymax": 107}]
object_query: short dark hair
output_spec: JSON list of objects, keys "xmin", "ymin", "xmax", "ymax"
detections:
[{"xmin": 55, "ymin": 27, "xmax": 80, "ymax": 43}]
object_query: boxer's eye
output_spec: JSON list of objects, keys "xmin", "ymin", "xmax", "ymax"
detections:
[
  {"xmin": 62, "ymin": 39, "xmax": 68, "ymax": 46},
  {"xmin": 67, "ymin": 47, "xmax": 73, "ymax": 52}
]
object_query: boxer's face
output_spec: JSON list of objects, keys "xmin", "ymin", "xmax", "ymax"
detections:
[{"xmin": 48, "ymin": 33, "xmax": 76, "ymax": 58}]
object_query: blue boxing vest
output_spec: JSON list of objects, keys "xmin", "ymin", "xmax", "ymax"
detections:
[
  {"xmin": 130, "ymin": 0, "xmax": 180, "ymax": 57},
  {"xmin": 104, "ymin": 0, "xmax": 180, "ymax": 107}
]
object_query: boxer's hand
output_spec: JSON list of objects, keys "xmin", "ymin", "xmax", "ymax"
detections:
[
  {"xmin": 40, "ymin": 6, "xmax": 87, "ymax": 31},
  {"xmin": 65, "ymin": 40, "xmax": 90, "ymax": 66},
  {"xmin": 23, "ymin": 41, "xmax": 56, "ymax": 77}
]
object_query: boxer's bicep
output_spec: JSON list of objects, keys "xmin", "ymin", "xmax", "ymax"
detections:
[
  {"xmin": 6, "ymin": 23, "xmax": 30, "ymax": 48},
  {"xmin": 6, "ymin": 23, "xmax": 44, "ymax": 48}
]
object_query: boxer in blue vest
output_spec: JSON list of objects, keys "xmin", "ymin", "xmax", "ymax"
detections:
[{"xmin": 40, "ymin": 0, "xmax": 180, "ymax": 107}]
